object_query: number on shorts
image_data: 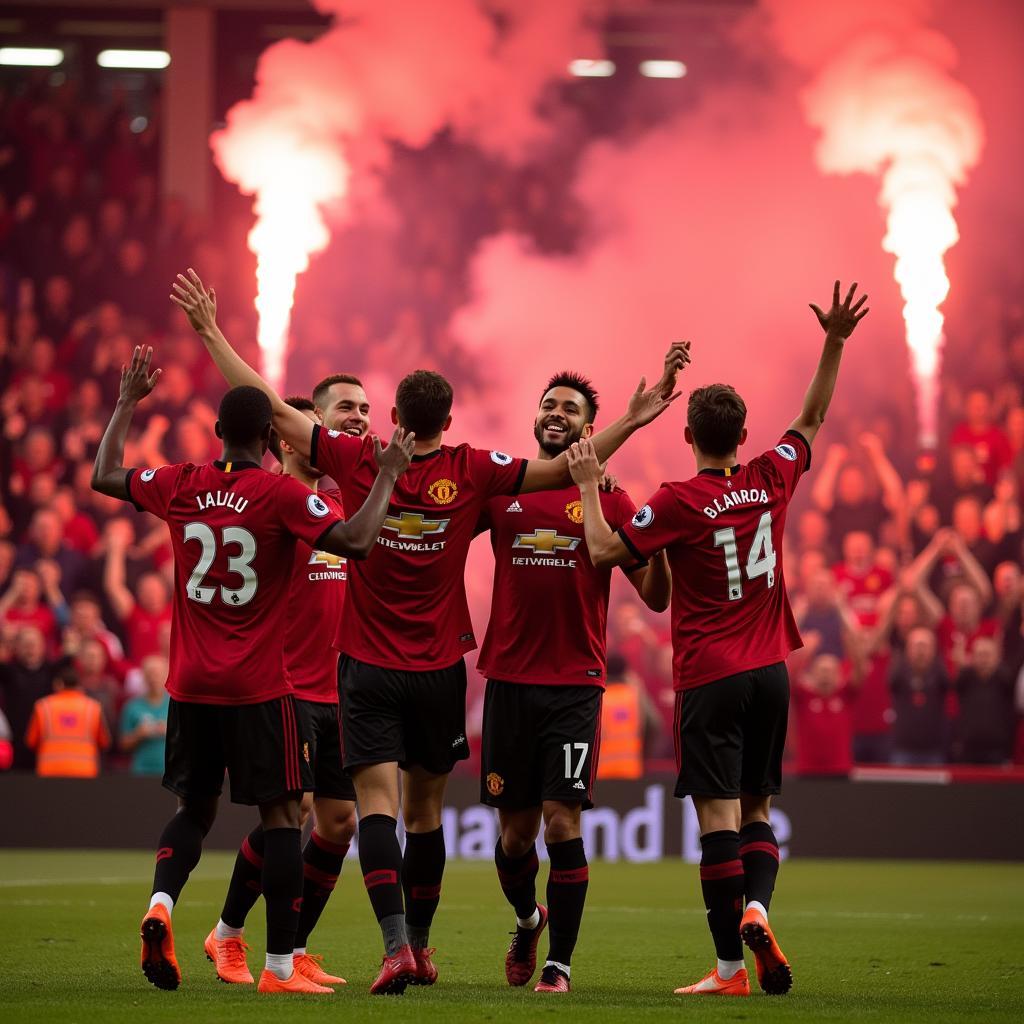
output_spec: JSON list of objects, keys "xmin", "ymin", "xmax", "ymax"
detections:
[
  {"xmin": 563, "ymin": 742, "xmax": 589, "ymax": 779},
  {"xmin": 712, "ymin": 510, "xmax": 776, "ymax": 602},
  {"xmin": 183, "ymin": 522, "xmax": 259, "ymax": 606}
]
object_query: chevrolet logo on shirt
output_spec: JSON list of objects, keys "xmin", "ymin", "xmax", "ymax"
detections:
[
  {"xmin": 382, "ymin": 512, "xmax": 450, "ymax": 539},
  {"xmin": 513, "ymin": 529, "xmax": 581, "ymax": 554},
  {"xmin": 308, "ymin": 549, "xmax": 346, "ymax": 567}
]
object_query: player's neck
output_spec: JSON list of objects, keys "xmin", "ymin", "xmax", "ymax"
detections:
[
  {"xmin": 220, "ymin": 445, "xmax": 264, "ymax": 466},
  {"xmin": 694, "ymin": 448, "xmax": 739, "ymax": 473},
  {"xmin": 285, "ymin": 464, "xmax": 319, "ymax": 491},
  {"xmin": 413, "ymin": 432, "xmax": 444, "ymax": 457}
]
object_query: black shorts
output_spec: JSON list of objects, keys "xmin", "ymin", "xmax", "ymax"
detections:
[
  {"xmin": 163, "ymin": 695, "xmax": 313, "ymax": 806},
  {"xmin": 480, "ymin": 680, "xmax": 602, "ymax": 810},
  {"xmin": 294, "ymin": 699, "xmax": 356, "ymax": 802},
  {"xmin": 337, "ymin": 655, "xmax": 469, "ymax": 774},
  {"xmin": 674, "ymin": 661, "xmax": 789, "ymax": 800}
]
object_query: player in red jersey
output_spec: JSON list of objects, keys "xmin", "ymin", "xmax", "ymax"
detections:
[
  {"xmin": 567, "ymin": 282, "xmax": 869, "ymax": 997},
  {"xmin": 207, "ymin": 395, "xmax": 364, "ymax": 989},
  {"xmin": 91, "ymin": 346, "xmax": 414, "ymax": 995},
  {"xmin": 171, "ymin": 267, "xmax": 684, "ymax": 994},
  {"xmin": 477, "ymin": 368, "xmax": 677, "ymax": 994}
]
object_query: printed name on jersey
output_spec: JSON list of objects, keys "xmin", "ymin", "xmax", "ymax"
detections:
[
  {"xmin": 427, "ymin": 478, "xmax": 458, "ymax": 505},
  {"xmin": 307, "ymin": 493, "xmax": 331, "ymax": 518},
  {"xmin": 490, "ymin": 451, "xmax": 514, "ymax": 466},
  {"xmin": 565, "ymin": 499, "xmax": 584, "ymax": 524},
  {"xmin": 378, "ymin": 511, "xmax": 450, "ymax": 551},
  {"xmin": 140, "ymin": 468, "xmax": 157, "ymax": 482},
  {"xmin": 775, "ymin": 443, "xmax": 798, "ymax": 461},
  {"xmin": 702, "ymin": 487, "xmax": 770, "ymax": 520},
  {"xmin": 632, "ymin": 504, "xmax": 654, "ymax": 529},
  {"xmin": 195, "ymin": 489, "xmax": 250, "ymax": 514},
  {"xmin": 506, "ymin": 500, "xmax": 523, "ymax": 512}
]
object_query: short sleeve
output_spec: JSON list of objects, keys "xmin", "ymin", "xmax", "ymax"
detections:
[
  {"xmin": 750, "ymin": 430, "xmax": 812, "ymax": 502},
  {"xmin": 310, "ymin": 425, "xmax": 369, "ymax": 485},
  {"xmin": 127, "ymin": 464, "xmax": 185, "ymax": 519},
  {"xmin": 617, "ymin": 484, "xmax": 683, "ymax": 562},
  {"xmin": 274, "ymin": 474, "xmax": 346, "ymax": 549},
  {"xmin": 468, "ymin": 447, "xmax": 528, "ymax": 499}
]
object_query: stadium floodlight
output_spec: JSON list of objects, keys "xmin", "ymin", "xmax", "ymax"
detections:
[
  {"xmin": 97, "ymin": 49, "xmax": 170, "ymax": 70},
  {"xmin": 0, "ymin": 47, "xmax": 64, "ymax": 67},
  {"xmin": 639, "ymin": 60, "xmax": 687, "ymax": 79},
  {"xmin": 568, "ymin": 59, "xmax": 615, "ymax": 78}
]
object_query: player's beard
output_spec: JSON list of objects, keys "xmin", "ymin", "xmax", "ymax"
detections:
[{"xmin": 533, "ymin": 420, "xmax": 584, "ymax": 457}]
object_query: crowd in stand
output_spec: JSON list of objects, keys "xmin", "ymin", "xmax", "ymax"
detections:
[{"xmin": 2, "ymin": 76, "xmax": 1022, "ymax": 779}]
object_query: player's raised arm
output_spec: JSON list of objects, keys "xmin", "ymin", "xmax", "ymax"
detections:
[
  {"xmin": 92, "ymin": 346, "xmax": 162, "ymax": 500},
  {"xmin": 316, "ymin": 428, "xmax": 416, "ymax": 560},
  {"xmin": 170, "ymin": 268, "xmax": 316, "ymax": 458},
  {"xmin": 565, "ymin": 438, "xmax": 636, "ymax": 568},
  {"xmin": 520, "ymin": 342, "xmax": 689, "ymax": 493},
  {"xmin": 790, "ymin": 280, "xmax": 869, "ymax": 447}
]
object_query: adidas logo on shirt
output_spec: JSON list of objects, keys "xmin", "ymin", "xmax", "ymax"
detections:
[
  {"xmin": 506, "ymin": 501, "xmax": 523, "ymax": 512},
  {"xmin": 573, "ymin": 779, "xmax": 586, "ymax": 791}
]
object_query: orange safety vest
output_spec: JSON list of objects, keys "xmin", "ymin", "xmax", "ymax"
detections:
[
  {"xmin": 597, "ymin": 683, "xmax": 643, "ymax": 779},
  {"xmin": 27, "ymin": 691, "xmax": 108, "ymax": 778}
]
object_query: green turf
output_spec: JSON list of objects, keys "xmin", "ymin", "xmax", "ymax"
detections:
[{"xmin": 0, "ymin": 851, "xmax": 1021, "ymax": 1023}]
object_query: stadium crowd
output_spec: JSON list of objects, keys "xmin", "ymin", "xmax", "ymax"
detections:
[{"xmin": 2, "ymin": 77, "xmax": 1023, "ymax": 779}]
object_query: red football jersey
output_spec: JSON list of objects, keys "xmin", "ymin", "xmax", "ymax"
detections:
[
  {"xmin": 619, "ymin": 432, "xmax": 811, "ymax": 691},
  {"xmin": 477, "ymin": 485, "xmax": 643, "ymax": 687},
  {"xmin": 127, "ymin": 460, "xmax": 344, "ymax": 705},
  {"xmin": 832, "ymin": 563, "xmax": 894, "ymax": 627},
  {"xmin": 311, "ymin": 428, "xmax": 527, "ymax": 670},
  {"xmin": 794, "ymin": 682, "xmax": 854, "ymax": 776},
  {"xmin": 283, "ymin": 487, "xmax": 346, "ymax": 703}
]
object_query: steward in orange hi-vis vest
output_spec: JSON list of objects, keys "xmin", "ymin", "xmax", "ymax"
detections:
[
  {"xmin": 597, "ymin": 682, "xmax": 643, "ymax": 780},
  {"xmin": 26, "ymin": 685, "xmax": 111, "ymax": 777}
]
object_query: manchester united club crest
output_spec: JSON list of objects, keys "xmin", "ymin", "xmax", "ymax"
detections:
[
  {"xmin": 565, "ymin": 499, "xmax": 584, "ymax": 524},
  {"xmin": 486, "ymin": 772, "xmax": 504, "ymax": 796},
  {"xmin": 303, "ymin": 742, "xmax": 311, "ymax": 764},
  {"xmin": 427, "ymin": 478, "xmax": 458, "ymax": 505}
]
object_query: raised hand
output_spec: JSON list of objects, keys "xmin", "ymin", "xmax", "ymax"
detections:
[
  {"xmin": 120, "ymin": 346, "xmax": 161, "ymax": 405},
  {"xmin": 627, "ymin": 375, "xmax": 682, "ymax": 428},
  {"xmin": 170, "ymin": 268, "xmax": 218, "ymax": 335},
  {"xmin": 655, "ymin": 340, "xmax": 692, "ymax": 398},
  {"xmin": 809, "ymin": 281, "xmax": 869, "ymax": 340},
  {"xmin": 373, "ymin": 427, "xmax": 416, "ymax": 478},
  {"xmin": 567, "ymin": 438, "xmax": 605, "ymax": 487}
]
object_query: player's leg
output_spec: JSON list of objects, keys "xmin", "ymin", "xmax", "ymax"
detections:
[
  {"xmin": 397, "ymin": 658, "xmax": 471, "ymax": 986},
  {"xmin": 141, "ymin": 698, "xmax": 222, "ymax": 990},
  {"xmin": 672, "ymin": 677, "xmax": 750, "ymax": 997},
  {"xmin": 737, "ymin": 663, "xmax": 791, "ymax": 995}
]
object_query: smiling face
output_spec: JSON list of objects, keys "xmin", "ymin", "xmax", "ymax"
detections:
[
  {"xmin": 534, "ymin": 386, "xmax": 593, "ymax": 456},
  {"xmin": 318, "ymin": 382, "xmax": 371, "ymax": 437}
]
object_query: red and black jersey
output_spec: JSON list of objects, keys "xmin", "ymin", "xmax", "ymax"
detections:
[
  {"xmin": 619, "ymin": 431, "xmax": 811, "ymax": 691},
  {"xmin": 283, "ymin": 486, "xmax": 346, "ymax": 703},
  {"xmin": 127, "ymin": 460, "xmax": 343, "ymax": 705},
  {"xmin": 310, "ymin": 427, "xmax": 527, "ymax": 670},
  {"xmin": 477, "ymin": 485, "xmax": 642, "ymax": 687}
]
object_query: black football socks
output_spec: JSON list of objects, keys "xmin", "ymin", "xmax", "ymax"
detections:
[
  {"xmin": 295, "ymin": 830, "xmax": 349, "ymax": 949},
  {"xmin": 546, "ymin": 838, "xmax": 589, "ymax": 967},
  {"xmin": 359, "ymin": 814, "xmax": 408, "ymax": 955},
  {"xmin": 495, "ymin": 839, "xmax": 540, "ymax": 921},
  {"xmin": 220, "ymin": 825, "xmax": 265, "ymax": 929},
  {"xmin": 402, "ymin": 827, "xmax": 446, "ymax": 950},
  {"xmin": 261, "ymin": 827, "xmax": 303, "ymax": 957},
  {"xmin": 699, "ymin": 830, "xmax": 745, "ymax": 961},
  {"xmin": 151, "ymin": 807, "xmax": 207, "ymax": 906},
  {"xmin": 739, "ymin": 820, "xmax": 780, "ymax": 911}
]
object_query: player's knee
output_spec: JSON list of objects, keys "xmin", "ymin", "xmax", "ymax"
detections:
[
  {"xmin": 179, "ymin": 798, "xmax": 217, "ymax": 836},
  {"xmin": 402, "ymin": 803, "xmax": 443, "ymax": 833},
  {"xmin": 739, "ymin": 793, "xmax": 771, "ymax": 826},
  {"xmin": 542, "ymin": 803, "xmax": 582, "ymax": 845},
  {"xmin": 500, "ymin": 825, "xmax": 537, "ymax": 859},
  {"xmin": 259, "ymin": 797, "xmax": 302, "ymax": 831},
  {"xmin": 317, "ymin": 804, "xmax": 357, "ymax": 845}
]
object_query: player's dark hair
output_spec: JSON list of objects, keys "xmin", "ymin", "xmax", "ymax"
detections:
[
  {"xmin": 217, "ymin": 386, "xmax": 273, "ymax": 447},
  {"xmin": 55, "ymin": 663, "xmax": 80, "ymax": 689},
  {"xmin": 687, "ymin": 384, "xmax": 747, "ymax": 457},
  {"xmin": 541, "ymin": 371, "xmax": 599, "ymax": 423},
  {"xmin": 312, "ymin": 373, "xmax": 363, "ymax": 409},
  {"xmin": 269, "ymin": 395, "xmax": 315, "ymax": 463},
  {"xmin": 395, "ymin": 369, "xmax": 453, "ymax": 437}
]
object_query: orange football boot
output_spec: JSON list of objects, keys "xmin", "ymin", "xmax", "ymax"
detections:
[
  {"xmin": 673, "ymin": 967, "xmax": 750, "ymax": 996},
  {"xmin": 140, "ymin": 904, "xmax": 181, "ymax": 990},
  {"xmin": 256, "ymin": 968, "xmax": 332, "ymax": 994},
  {"xmin": 204, "ymin": 928, "xmax": 254, "ymax": 984},
  {"xmin": 740, "ymin": 906, "xmax": 792, "ymax": 995},
  {"xmin": 293, "ymin": 952, "xmax": 346, "ymax": 986}
]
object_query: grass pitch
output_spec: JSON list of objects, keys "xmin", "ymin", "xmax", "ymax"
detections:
[{"xmin": 0, "ymin": 851, "xmax": 1020, "ymax": 1023}]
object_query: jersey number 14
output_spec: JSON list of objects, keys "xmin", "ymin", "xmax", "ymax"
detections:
[{"xmin": 713, "ymin": 510, "xmax": 776, "ymax": 602}]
